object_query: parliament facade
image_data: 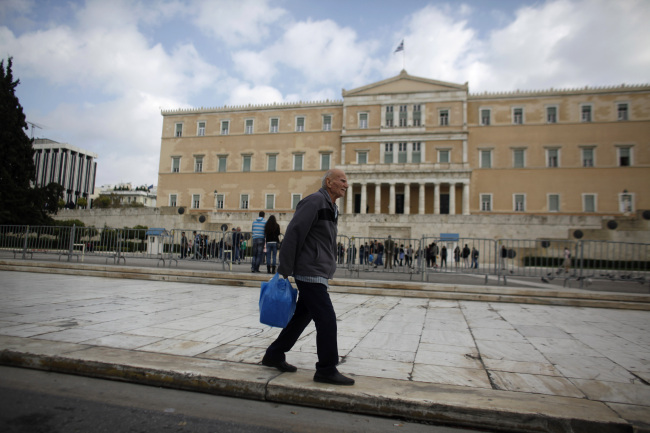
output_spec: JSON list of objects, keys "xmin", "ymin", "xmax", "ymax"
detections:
[{"xmin": 158, "ymin": 71, "xmax": 649, "ymax": 224}]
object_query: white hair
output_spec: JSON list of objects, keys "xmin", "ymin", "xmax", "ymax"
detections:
[{"xmin": 322, "ymin": 169, "xmax": 335, "ymax": 188}]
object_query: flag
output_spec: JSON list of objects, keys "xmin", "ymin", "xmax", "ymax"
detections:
[{"xmin": 394, "ymin": 40, "xmax": 404, "ymax": 53}]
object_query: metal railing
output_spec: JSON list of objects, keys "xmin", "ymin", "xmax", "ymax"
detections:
[{"xmin": 1, "ymin": 225, "xmax": 648, "ymax": 288}]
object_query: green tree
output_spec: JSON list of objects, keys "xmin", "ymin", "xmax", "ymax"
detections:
[{"xmin": 0, "ymin": 57, "xmax": 62, "ymax": 225}]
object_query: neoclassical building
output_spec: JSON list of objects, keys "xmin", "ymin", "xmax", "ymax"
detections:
[{"xmin": 157, "ymin": 71, "xmax": 649, "ymax": 222}]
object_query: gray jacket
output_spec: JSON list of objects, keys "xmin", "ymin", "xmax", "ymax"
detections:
[{"xmin": 277, "ymin": 188, "xmax": 338, "ymax": 279}]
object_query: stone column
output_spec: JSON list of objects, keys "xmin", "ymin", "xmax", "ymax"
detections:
[
  {"xmin": 462, "ymin": 182, "xmax": 470, "ymax": 215},
  {"xmin": 419, "ymin": 183, "xmax": 425, "ymax": 215},
  {"xmin": 434, "ymin": 182, "xmax": 440, "ymax": 215},
  {"xmin": 449, "ymin": 183, "xmax": 456, "ymax": 215},
  {"xmin": 346, "ymin": 184, "xmax": 354, "ymax": 214},
  {"xmin": 404, "ymin": 182, "xmax": 410, "ymax": 215},
  {"xmin": 389, "ymin": 182, "xmax": 396, "ymax": 215},
  {"xmin": 375, "ymin": 184, "xmax": 381, "ymax": 214},
  {"xmin": 360, "ymin": 182, "xmax": 367, "ymax": 214}
]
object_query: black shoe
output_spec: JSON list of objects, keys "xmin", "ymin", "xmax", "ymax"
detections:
[
  {"xmin": 262, "ymin": 357, "xmax": 297, "ymax": 373},
  {"xmin": 313, "ymin": 371, "xmax": 355, "ymax": 386}
]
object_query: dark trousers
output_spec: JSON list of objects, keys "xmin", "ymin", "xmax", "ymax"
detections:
[
  {"xmin": 265, "ymin": 280, "xmax": 339, "ymax": 374},
  {"xmin": 251, "ymin": 238, "xmax": 264, "ymax": 271}
]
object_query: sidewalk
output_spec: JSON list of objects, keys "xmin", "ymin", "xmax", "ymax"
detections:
[{"xmin": 1, "ymin": 267, "xmax": 649, "ymax": 432}]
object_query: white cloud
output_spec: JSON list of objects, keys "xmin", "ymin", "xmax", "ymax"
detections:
[
  {"xmin": 393, "ymin": 0, "xmax": 650, "ymax": 93},
  {"xmin": 192, "ymin": 0, "xmax": 287, "ymax": 46},
  {"xmin": 226, "ymin": 83, "xmax": 285, "ymax": 106}
]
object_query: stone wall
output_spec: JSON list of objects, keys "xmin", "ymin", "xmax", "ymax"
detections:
[{"xmin": 53, "ymin": 208, "xmax": 650, "ymax": 243}]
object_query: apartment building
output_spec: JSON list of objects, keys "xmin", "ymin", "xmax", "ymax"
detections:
[{"xmin": 158, "ymin": 71, "xmax": 649, "ymax": 217}]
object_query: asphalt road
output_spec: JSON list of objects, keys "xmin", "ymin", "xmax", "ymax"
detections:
[{"xmin": 0, "ymin": 366, "xmax": 491, "ymax": 433}]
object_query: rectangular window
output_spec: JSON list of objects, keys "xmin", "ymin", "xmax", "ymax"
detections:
[
  {"xmin": 245, "ymin": 119, "xmax": 254, "ymax": 134},
  {"xmin": 296, "ymin": 116, "xmax": 305, "ymax": 132},
  {"xmin": 480, "ymin": 194, "xmax": 492, "ymax": 211},
  {"xmin": 399, "ymin": 105, "xmax": 407, "ymax": 126},
  {"xmin": 357, "ymin": 151, "xmax": 368, "ymax": 164},
  {"xmin": 385, "ymin": 143, "xmax": 393, "ymax": 164},
  {"xmin": 581, "ymin": 105, "xmax": 592, "ymax": 122},
  {"xmin": 192, "ymin": 194, "xmax": 201, "ymax": 209},
  {"xmin": 513, "ymin": 149, "xmax": 525, "ymax": 168},
  {"xmin": 221, "ymin": 120, "xmax": 229, "ymax": 135},
  {"xmin": 291, "ymin": 194, "xmax": 301, "ymax": 210},
  {"xmin": 546, "ymin": 106, "xmax": 557, "ymax": 123},
  {"xmin": 413, "ymin": 104, "xmax": 421, "ymax": 126},
  {"xmin": 582, "ymin": 148, "xmax": 594, "ymax": 167},
  {"xmin": 547, "ymin": 149, "xmax": 559, "ymax": 167},
  {"xmin": 171, "ymin": 157, "xmax": 180, "ymax": 173},
  {"xmin": 514, "ymin": 194, "xmax": 525, "ymax": 212},
  {"xmin": 266, "ymin": 194, "xmax": 275, "ymax": 210},
  {"xmin": 398, "ymin": 142, "xmax": 407, "ymax": 163},
  {"xmin": 620, "ymin": 192, "xmax": 634, "ymax": 213},
  {"xmin": 480, "ymin": 150, "xmax": 492, "ymax": 168},
  {"xmin": 175, "ymin": 123, "xmax": 183, "ymax": 137},
  {"xmin": 583, "ymin": 194, "xmax": 596, "ymax": 213},
  {"xmin": 218, "ymin": 156, "xmax": 227, "ymax": 172},
  {"xmin": 480, "ymin": 109, "xmax": 491, "ymax": 126},
  {"xmin": 242, "ymin": 155, "xmax": 251, "ymax": 172},
  {"xmin": 385, "ymin": 106, "xmax": 393, "ymax": 127},
  {"xmin": 194, "ymin": 156, "xmax": 203, "ymax": 173},
  {"xmin": 439, "ymin": 109, "xmax": 449, "ymax": 126},
  {"xmin": 618, "ymin": 147, "xmax": 632, "ymax": 166},
  {"xmin": 293, "ymin": 154, "xmax": 303, "ymax": 171},
  {"xmin": 412, "ymin": 142, "xmax": 421, "ymax": 163},
  {"xmin": 617, "ymin": 103, "xmax": 628, "ymax": 121},
  {"xmin": 438, "ymin": 149, "xmax": 450, "ymax": 163},
  {"xmin": 240, "ymin": 194, "xmax": 249, "ymax": 210},
  {"xmin": 169, "ymin": 194, "xmax": 177, "ymax": 207},
  {"xmin": 359, "ymin": 113, "xmax": 368, "ymax": 129},
  {"xmin": 270, "ymin": 118, "xmax": 279, "ymax": 133},
  {"xmin": 267, "ymin": 154, "xmax": 277, "ymax": 171},
  {"xmin": 548, "ymin": 194, "xmax": 560, "ymax": 212},
  {"xmin": 197, "ymin": 121, "xmax": 205, "ymax": 136},
  {"xmin": 320, "ymin": 153, "xmax": 331, "ymax": 170},
  {"xmin": 513, "ymin": 107, "xmax": 523, "ymax": 124},
  {"xmin": 216, "ymin": 194, "xmax": 224, "ymax": 209},
  {"xmin": 323, "ymin": 115, "xmax": 332, "ymax": 131}
]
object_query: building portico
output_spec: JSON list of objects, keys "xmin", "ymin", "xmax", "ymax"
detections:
[{"xmin": 342, "ymin": 164, "xmax": 471, "ymax": 215}]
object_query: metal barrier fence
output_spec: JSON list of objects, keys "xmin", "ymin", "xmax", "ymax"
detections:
[{"xmin": 1, "ymin": 225, "xmax": 648, "ymax": 288}]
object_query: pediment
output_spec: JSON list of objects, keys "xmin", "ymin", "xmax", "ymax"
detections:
[{"xmin": 343, "ymin": 70, "xmax": 467, "ymax": 97}]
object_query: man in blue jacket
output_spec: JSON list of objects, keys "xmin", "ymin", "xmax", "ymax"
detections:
[{"xmin": 262, "ymin": 168, "xmax": 354, "ymax": 386}]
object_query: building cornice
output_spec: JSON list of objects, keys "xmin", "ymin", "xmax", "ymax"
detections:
[
  {"xmin": 469, "ymin": 84, "xmax": 650, "ymax": 100},
  {"xmin": 161, "ymin": 100, "xmax": 343, "ymax": 116}
]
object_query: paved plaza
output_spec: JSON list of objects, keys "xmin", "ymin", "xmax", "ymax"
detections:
[{"xmin": 0, "ymin": 269, "xmax": 649, "ymax": 432}]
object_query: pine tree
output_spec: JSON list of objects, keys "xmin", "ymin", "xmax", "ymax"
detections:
[{"xmin": 0, "ymin": 57, "xmax": 61, "ymax": 225}]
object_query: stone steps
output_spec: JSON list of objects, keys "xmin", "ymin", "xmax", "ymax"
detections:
[{"xmin": 2, "ymin": 259, "xmax": 649, "ymax": 311}]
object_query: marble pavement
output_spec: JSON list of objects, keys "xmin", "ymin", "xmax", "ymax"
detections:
[{"xmin": 1, "ymin": 270, "xmax": 649, "ymax": 432}]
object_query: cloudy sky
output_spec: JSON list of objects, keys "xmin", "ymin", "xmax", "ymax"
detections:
[{"xmin": 1, "ymin": 0, "xmax": 649, "ymax": 188}]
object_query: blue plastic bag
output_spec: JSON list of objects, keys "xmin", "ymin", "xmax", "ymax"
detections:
[{"xmin": 259, "ymin": 273, "xmax": 297, "ymax": 328}]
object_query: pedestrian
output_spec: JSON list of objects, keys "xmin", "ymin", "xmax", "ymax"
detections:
[
  {"xmin": 251, "ymin": 211, "xmax": 266, "ymax": 272},
  {"xmin": 265, "ymin": 215, "xmax": 280, "ymax": 274},
  {"xmin": 440, "ymin": 245, "xmax": 447, "ymax": 268},
  {"xmin": 359, "ymin": 243, "xmax": 365, "ymax": 265},
  {"xmin": 462, "ymin": 244, "xmax": 470, "ymax": 268},
  {"xmin": 563, "ymin": 246, "xmax": 571, "ymax": 274},
  {"xmin": 501, "ymin": 245, "xmax": 508, "ymax": 270},
  {"xmin": 399, "ymin": 245, "xmax": 405, "ymax": 266},
  {"xmin": 180, "ymin": 232, "xmax": 188, "ymax": 259},
  {"xmin": 471, "ymin": 247, "xmax": 479, "ymax": 269},
  {"xmin": 454, "ymin": 245, "xmax": 460, "ymax": 267},
  {"xmin": 405, "ymin": 245, "xmax": 413, "ymax": 267},
  {"xmin": 193, "ymin": 231, "xmax": 201, "ymax": 259},
  {"xmin": 262, "ymin": 168, "xmax": 354, "ymax": 386},
  {"xmin": 384, "ymin": 235, "xmax": 395, "ymax": 269}
]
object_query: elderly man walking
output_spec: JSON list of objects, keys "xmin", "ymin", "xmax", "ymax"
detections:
[{"xmin": 262, "ymin": 168, "xmax": 354, "ymax": 386}]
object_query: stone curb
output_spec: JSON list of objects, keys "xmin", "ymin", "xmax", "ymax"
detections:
[{"xmin": 0, "ymin": 336, "xmax": 633, "ymax": 433}]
